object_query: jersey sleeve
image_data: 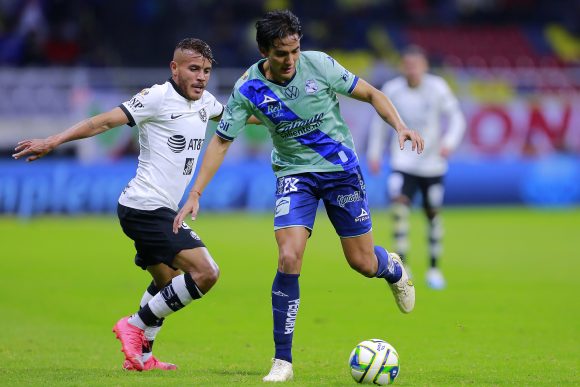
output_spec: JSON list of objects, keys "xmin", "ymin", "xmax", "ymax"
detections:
[
  {"xmin": 205, "ymin": 92, "xmax": 224, "ymax": 119},
  {"xmin": 438, "ymin": 78, "xmax": 460, "ymax": 113},
  {"xmin": 319, "ymin": 52, "xmax": 359, "ymax": 96},
  {"xmin": 215, "ymin": 86, "xmax": 252, "ymax": 141},
  {"xmin": 119, "ymin": 86, "xmax": 163, "ymax": 127},
  {"xmin": 437, "ymin": 78, "xmax": 466, "ymax": 151}
]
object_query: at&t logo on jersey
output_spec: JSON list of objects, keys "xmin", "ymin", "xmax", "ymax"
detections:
[
  {"xmin": 167, "ymin": 136, "xmax": 204, "ymax": 153},
  {"xmin": 168, "ymin": 135, "xmax": 186, "ymax": 153}
]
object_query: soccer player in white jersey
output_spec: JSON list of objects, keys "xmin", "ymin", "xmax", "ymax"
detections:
[
  {"xmin": 13, "ymin": 38, "xmax": 225, "ymax": 371},
  {"xmin": 367, "ymin": 46, "xmax": 466, "ymax": 290},
  {"xmin": 173, "ymin": 10, "xmax": 424, "ymax": 382}
]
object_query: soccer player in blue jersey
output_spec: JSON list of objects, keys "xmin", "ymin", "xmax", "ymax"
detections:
[{"xmin": 173, "ymin": 10, "xmax": 424, "ymax": 382}]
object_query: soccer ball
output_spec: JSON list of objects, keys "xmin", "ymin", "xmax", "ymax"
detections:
[{"xmin": 348, "ymin": 339, "xmax": 400, "ymax": 385}]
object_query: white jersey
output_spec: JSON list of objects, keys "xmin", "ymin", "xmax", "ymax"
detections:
[
  {"xmin": 118, "ymin": 80, "xmax": 223, "ymax": 211},
  {"xmin": 367, "ymin": 73, "xmax": 466, "ymax": 177}
]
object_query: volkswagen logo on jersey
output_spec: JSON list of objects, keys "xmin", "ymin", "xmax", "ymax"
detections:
[
  {"xmin": 284, "ymin": 86, "xmax": 299, "ymax": 100},
  {"xmin": 199, "ymin": 108, "xmax": 208, "ymax": 123},
  {"xmin": 167, "ymin": 135, "xmax": 186, "ymax": 153}
]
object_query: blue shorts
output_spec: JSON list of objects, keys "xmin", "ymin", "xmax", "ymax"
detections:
[{"xmin": 273, "ymin": 166, "xmax": 372, "ymax": 238}]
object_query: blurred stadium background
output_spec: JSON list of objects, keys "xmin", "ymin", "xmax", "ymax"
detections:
[{"xmin": 0, "ymin": 0, "xmax": 579, "ymax": 216}]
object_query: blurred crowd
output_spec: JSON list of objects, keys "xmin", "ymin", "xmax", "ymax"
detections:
[{"xmin": 0, "ymin": 0, "xmax": 578, "ymax": 68}]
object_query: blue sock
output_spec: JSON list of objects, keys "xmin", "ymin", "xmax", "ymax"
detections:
[
  {"xmin": 271, "ymin": 271, "xmax": 300, "ymax": 363},
  {"xmin": 374, "ymin": 246, "xmax": 402, "ymax": 283}
]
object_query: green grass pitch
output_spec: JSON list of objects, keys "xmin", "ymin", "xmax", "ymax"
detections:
[{"xmin": 0, "ymin": 208, "xmax": 578, "ymax": 386}]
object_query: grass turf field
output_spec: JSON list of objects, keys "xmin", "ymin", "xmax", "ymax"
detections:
[{"xmin": 0, "ymin": 207, "xmax": 578, "ymax": 386}]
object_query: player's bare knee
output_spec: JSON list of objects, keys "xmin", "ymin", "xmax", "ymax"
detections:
[
  {"xmin": 277, "ymin": 249, "xmax": 302, "ymax": 273},
  {"xmin": 347, "ymin": 256, "xmax": 375, "ymax": 278},
  {"xmin": 205, "ymin": 263, "xmax": 220, "ymax": 285},
  {"xmin": 189, "ymin": 264, "xmax": 219, "ymax": 293}
]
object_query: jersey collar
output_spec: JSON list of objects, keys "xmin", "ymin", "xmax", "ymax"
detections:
[
  {"xmin": 169, "ymin": 78, "xmax": 195, "ymax": 101},
  {"xmin": 257, "ymin": 59, "xmax": 298, "ymax": 87}
]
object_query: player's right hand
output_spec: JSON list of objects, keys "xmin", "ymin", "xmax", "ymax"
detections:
[
  {"xmin": 12, "ymin": 139, "xmax": 54, "ymax": 162},
  {"xmin": 173, "ymin": 195, "xmax": 200, "ymax": 234},
  {"xmin": 398, "ymin": 128, "xmax": 424, "ymax": 154}
]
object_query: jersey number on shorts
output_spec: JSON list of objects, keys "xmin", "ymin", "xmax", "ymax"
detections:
[{"xmin": 282, "ymin": 177, "xmax": 299, "ymax": 194}]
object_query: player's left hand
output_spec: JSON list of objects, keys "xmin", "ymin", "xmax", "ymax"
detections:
[
  {"xmin": 398, "ymin": 128, "xmax": 424, "ymax": 154},
  {"xmin": 173, "ymin": 194, "xmax": 201, "ymax": 234}
]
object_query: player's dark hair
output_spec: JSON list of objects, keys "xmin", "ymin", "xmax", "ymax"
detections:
[
  {"xmin": 402, "ymin": 45, "xmax": 427, "ymax": 58},
  {"xmin": 255, "ymin": 9, "xmax": 302, "ymax": 52},
  {"xmin": 175, "ymin": 38, "xmax": 215, "ymax": 63}
]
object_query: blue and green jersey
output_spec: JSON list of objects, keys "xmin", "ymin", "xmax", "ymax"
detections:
[{"xmin": 216, "ymin": 51, "xmax": 360, "ymax": 177}]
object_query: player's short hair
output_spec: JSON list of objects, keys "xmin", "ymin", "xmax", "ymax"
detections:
[
  {"xmin": 175, "ymin": 38, "xmax": 215, "ymax": 63},
  {"xmin": 255, "ymin": 9, "xmax": 303, "ymax": 52}
]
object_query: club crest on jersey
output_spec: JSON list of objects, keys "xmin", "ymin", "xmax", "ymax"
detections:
[
  {"xmin": 199, "ymin": 108, "xmax": 208, "ymax": 123},
  {"xmin": 284, "ymin": 86, "xmax": 299, "ymax": 100},
  {"xmin": 168, "ymin": 135, "xmax": 186, "ymax": 153},
  {"xmin": 305, "ymin": 79, "xmax": 318, "ymax": 94},
  {"xmin": 183, "ymin": 158, "xmax": 194, "ymax": 175}
]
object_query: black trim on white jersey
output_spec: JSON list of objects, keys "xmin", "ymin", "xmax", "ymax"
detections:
[
  {"xmin": 119, "ymin": 104, "xmax": 136, "ymax": 127},
  {"xmin": 169, "ymin": 78, "xmax": 192, "ymax": 101}
]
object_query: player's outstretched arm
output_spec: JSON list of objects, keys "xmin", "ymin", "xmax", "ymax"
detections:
[
  {"xmin": 12, "ymin": 107, "xmax": 129, "ymax": 162},
  {"xmin": 350, "ymin": 79, "xmax": 424, "ymax": 154},
  {"xmin": 173, "ymin": 134, "xmax": 233, "ymax": 233}
]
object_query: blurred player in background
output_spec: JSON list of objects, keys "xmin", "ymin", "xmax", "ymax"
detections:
[
  {"xmin": 367, "ymin": 46, "xmax": 466, "ymax": 290},
  {"xmin": 13, "ymin": 38, "xmax": 224, "ymax": 371},
  {"xmin": 174, "ymin": 10, "xmax": 424, "ymax": 382}
]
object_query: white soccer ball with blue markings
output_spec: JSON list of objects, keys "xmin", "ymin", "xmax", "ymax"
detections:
[{"xmin": 348, "ymin": 339, "xmax": 400, "ymax": 385}]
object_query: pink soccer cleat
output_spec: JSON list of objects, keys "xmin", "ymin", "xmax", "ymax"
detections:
[
  {"xmin": 112, "ymin": 317, "xmax": 147, "ymax": 371},
  {"xmin": 123, "ymin": 356, "xmax": 178, "ymax": 371}
]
